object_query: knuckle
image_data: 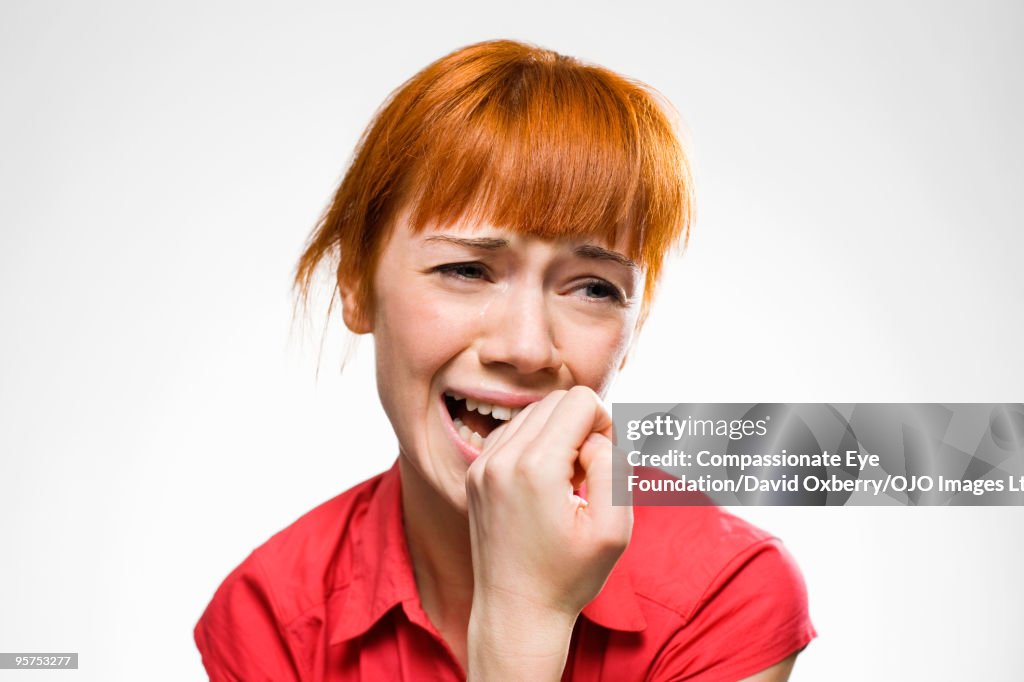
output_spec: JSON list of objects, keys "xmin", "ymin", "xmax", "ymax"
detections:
[
  {"xmin": 568, "ymin": 384, "xmax": 596, "ymax": 400},
  {"xmin": 484, "ymin": 455, "xmax": 521, "ymax": 488},
  {"xmin": 544, "ymin": 389, "xmax": 568, "ymax": 404},
  {"xmin": 588, "ymin": 433, "xmax": 612, "ymax": 453},
  {"xmin": 570, "ymin": 386, "xmax": 601, "ymax": 411},
  {"xmin": 466, "ymin": 461, "xmax": 486, "ymax": 491},
  {"xmin": 513, "ymin": 452, "xmax": 546, "ymax": 484},
  {"xmin": 480, "ymin": 458, "xmax": 505, "ymax": 485},
  {"xmin": 582, "ymin": 437, "xmax": 613, "ymax": 467}
]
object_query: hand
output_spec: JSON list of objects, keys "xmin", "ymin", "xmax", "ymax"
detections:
[{"xmin": 464, "ymin": 386, "xmax": 633, "ymax": 678}]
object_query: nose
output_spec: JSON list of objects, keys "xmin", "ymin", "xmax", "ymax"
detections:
[{"xmin": 476, "ymin": 285, "xmax": 562, "ymax": 376}]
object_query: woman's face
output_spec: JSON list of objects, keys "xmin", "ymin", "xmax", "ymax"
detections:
[{"xmin": 367, "ymin": 209, "xmax": 644, "ymax": 513}]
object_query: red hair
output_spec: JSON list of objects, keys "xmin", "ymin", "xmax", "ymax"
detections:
[{"xmin": 294, "ymin": 39, "xmax": 694, "ymax": 333}]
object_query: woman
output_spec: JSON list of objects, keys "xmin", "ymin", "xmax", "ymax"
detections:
[{"xmin": 195, "ymin": 39, "xmax": 815, "ymax": 681}]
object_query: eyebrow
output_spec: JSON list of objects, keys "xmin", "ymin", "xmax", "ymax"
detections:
[
  {"xmin": 423, "ymin": 234, "xmax": 639, "ymax": 270},
  {"xmin": 573, "ymin": 244, "xmax": 640, "ymax": 271},
  {"xmin": 423, "ymin": 235, "xmax": 509, "ymax": 250}
]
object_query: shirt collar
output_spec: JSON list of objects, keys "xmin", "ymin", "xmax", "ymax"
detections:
[{"xmin": 329, "ymin": 457, "xmax": 646, "ymax": 645}]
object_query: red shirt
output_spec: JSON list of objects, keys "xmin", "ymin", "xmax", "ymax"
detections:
[{"xmin": 195, "ymin": 460, "xmax": 815, "ymax": 681}]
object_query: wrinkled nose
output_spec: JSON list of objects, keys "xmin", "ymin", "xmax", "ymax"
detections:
[{"xmin": 476, "ymin": 286, "xmax": 562, "ymax": 376}]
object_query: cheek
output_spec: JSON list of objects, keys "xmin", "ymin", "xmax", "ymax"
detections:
[
  {"xmin": 373, "ymin": 283, "xmax": 478, "ymax": 387},
  {"xmin": 559, "ymin": 314, "xmax": 634, "ymax": 393}
]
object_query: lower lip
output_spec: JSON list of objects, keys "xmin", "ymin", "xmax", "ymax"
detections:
[{"xmin": 438, "ymin": 393, "xmax": 483, "ymax": 465}]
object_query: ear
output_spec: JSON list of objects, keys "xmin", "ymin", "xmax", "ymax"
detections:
[{"xmin": 339, "ymin": 279, "xmax": 373, "ymax": 334}]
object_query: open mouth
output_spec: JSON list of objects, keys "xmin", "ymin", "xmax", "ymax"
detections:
[{"xmin": 443, "ymin": 391, "xmax": 523, "ymax": 450}]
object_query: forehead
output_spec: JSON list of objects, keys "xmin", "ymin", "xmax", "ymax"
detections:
[{"xmin": 389, "ymin": 205, "xmax": 642, "ymax": 262}]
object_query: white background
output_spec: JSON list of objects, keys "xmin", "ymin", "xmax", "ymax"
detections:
[{"xmin": 2, "ymin": 1, "xmax": 1023, "ymax": 680}]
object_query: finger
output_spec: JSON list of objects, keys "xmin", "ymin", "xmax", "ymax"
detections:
[
  {"xmin": 483, "ymin": 399, "xmax": 540, "ymax": 453},
  {"xmin": 577, "ymin": 433, "xmax": 633, "ymax": 533},
  {"xmin": 531, "ymin": 386, "xmax": 612, "ymax": 471},
  {"xmin": 488, "ymin": 390, "xmax": 566, "ymax": 456},
  {"xmin": 473, "ymin": 393, "xmax": 573, "ymax": 498}
]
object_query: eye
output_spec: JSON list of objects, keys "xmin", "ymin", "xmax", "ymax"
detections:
[
  {"xmin": 578, "ymin": 279, "xmax": 625, "ymax": 304},
  {"xmin": 433, "ymin": 262, "xmax": 489, "ymax": 281}
]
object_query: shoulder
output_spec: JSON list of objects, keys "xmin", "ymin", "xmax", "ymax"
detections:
[
  {"xmin": 620, "ymin": 497, "xmax": 816, "ymax": 680},
  {"xmin": 620, "ymin": 465, "xmax": 810, "ymax": 624},
  {"xmin": 193, "ymin": 468, "xmax": 390, "ymax": 680},
  {"xmin": 626, "ymin": 502, "xmax": 808, "ymax": 622},
  {"xmin": 240, "ymin": 469, "xmax": 387, "ymax": 620}
]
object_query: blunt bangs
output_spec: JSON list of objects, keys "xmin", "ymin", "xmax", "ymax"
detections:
[{"xmin": 294, "ymin": 39, "xmax": 694, "ymax": 332}]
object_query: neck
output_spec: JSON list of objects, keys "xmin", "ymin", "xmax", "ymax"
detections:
[{"xmin": 398, "ymin": 454, "xmax": 475, "ymax": 633}]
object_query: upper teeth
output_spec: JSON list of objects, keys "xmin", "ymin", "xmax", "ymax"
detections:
[{"xmin": 447, "ymin": 392, "xmax": 521, "ymax": 421}]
